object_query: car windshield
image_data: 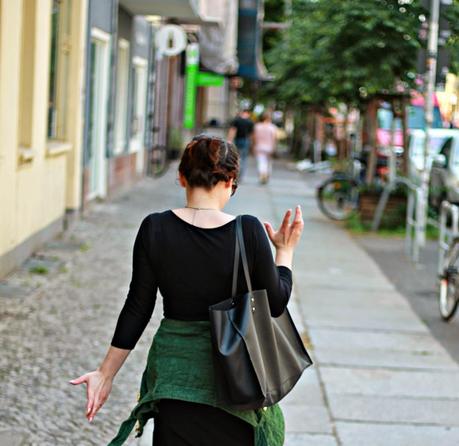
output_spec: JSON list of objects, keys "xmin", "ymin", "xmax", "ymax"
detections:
[{"xmin": 411, "ymin": 135, "xmax": 449, "ymax": 159}]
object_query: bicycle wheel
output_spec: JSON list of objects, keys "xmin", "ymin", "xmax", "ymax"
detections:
[
  {"xmin": 439, "ymin": 238, "xmax": 459, "ymax": 321},
  {"xmin": 316, "ymin": 176, "xmax": 358, "ymax": 221},
  {"xmin": 148, "ymin": 145, "xmax": 169, "ymax": 178}
]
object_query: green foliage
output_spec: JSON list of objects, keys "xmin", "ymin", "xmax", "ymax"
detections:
[
  {"xmin": 264, "ymin": 0, "xmax": 429, "ymax": 109},
  {"xmin": 79, "ymin": 242, "xmax": 91, "ymax": 252},
  {"xmin": 29, "ymin": 265, "xmax": 49, "ymax": 275},
  {"xmin": 346, "ymin": 206, "xmax": 439, "ymax": 239},
  {"xmin": 442, "ymin": 0, "xmax": 459, "ymax": 74},
  {"xmin": 263, "ymin": 0, "xmax": 287, "ymax": 54}
]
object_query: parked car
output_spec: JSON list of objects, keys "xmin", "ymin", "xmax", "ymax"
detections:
[
  {"xmin": 408, "ymin": 129, "xmax": 456, "ymax": 184},
  {"xmin": 426, "ymin": 130, "xmax": 459, "ymax": 208}
]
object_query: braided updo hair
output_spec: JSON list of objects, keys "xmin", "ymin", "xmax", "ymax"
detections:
[{"xmin": 178, "ymin": 134, "xmax": 239, "ymax": 190}]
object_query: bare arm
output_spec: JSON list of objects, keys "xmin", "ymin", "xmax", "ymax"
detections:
[
  {"xmin": 98, "ymin": 346, "xmax": 130, "ymax": 379},
  {"xmin": 70, "ymin": 216, "xmax": 158, "ymax": 422},
  {"xmin": 227, "ymin": 126, "xmax": 237, "ymax": 143}
]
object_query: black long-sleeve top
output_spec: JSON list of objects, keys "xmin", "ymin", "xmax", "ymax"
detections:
[{"xmin": 111, "ymin": 210, "xmax": 293, "ymax": 350}]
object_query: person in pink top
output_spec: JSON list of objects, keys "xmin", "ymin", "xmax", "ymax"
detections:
[{"xmin": 253, "ymin": 113, "xmax": 278, "ymax": 184}]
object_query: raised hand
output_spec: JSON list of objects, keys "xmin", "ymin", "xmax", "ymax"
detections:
[{"xmin": 264, "ymin": 205, "xmax": 304, "ymax": 251}]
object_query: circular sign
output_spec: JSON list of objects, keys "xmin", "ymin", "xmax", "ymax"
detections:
[{"xmin": 155, "ymin": 25, "xmax": 187, "ymax": 57}]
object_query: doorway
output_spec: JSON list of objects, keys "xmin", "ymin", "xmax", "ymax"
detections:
[
  {"xmin": 87, "ymin": 28, "xmax": 110, "ymax": 199},
  {"xmin": 130, "ymin": 57, "xmax": 148, "ymax": 174}
]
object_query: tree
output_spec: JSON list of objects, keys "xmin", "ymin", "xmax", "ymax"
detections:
[{"xmin": 266, "ymin": 0, "xmax": 425, "ymax": 109}]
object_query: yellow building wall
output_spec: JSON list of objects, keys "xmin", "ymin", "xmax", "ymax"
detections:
[
  {"xmin": 0, "ymin": 0, "xmax": 87, "ymax": 275},
  {"xmin": 0, "ymin": 0, "xmax": 22, "ymax": 257}
]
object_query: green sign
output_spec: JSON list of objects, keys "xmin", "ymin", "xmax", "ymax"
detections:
[
  {"xmin": 197, "ymin": 72, "xmax": 225, "ymax": 87},
  {"xmin": 183, "ymin": 44, "xmax": 225, "ymax": 129},
  {"xmin": 184, "ymin": 43, "xmax": 199, "ymax": 129}
]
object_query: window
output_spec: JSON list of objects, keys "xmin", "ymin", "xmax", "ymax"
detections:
[
  {"xmin": 440, "ymin": 137, "xmax": 453, "ymax": 166},
  {"xmin": 114, "ymin": 39, "xmax": 130, "ymax": 154},
  {"xmin": 47, "ymin": 0, "xmax": 71, "ymax": 140},
  {"xmin": 18, "ymin": 0, "xmax": 37, "ymax": 152},
  {"xmin": 129, "ymin": 57, "xmax": 148, "ymax": 153}
]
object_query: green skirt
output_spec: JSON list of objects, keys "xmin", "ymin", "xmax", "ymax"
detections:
[{"xmin": 107, "ymin": 318, "xmax": 285, "ymax": 446}]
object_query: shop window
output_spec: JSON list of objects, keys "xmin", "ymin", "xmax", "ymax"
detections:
[
  {"xmin": 114, "ymin": 39, "xmax": 130, "ymax": 154},
  {"xmin": 47, "ymin": 0, "xmax": 71, "ymax": 140}
]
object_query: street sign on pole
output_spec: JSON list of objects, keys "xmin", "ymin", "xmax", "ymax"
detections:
[
  {"xmin": 196, "ymin": 72, "xmax": 225, "ymax": 87},
  {"xmin": 184, "ymin": 43, "xmax": 199, "ymax": 130},
  {"xmin": 420, "ymin": 0, "xmax": 441, "ymax": 247}
]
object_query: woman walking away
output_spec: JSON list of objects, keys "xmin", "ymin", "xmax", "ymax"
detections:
[
  {"xmin": 253, "ymin": 113, "xmax": 278, "ymax": 184},
  {"xmin": 70, "ymin": 134, "xmax": 304, "ymax": 446}
]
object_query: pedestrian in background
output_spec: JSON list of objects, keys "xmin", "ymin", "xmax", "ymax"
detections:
[
  {"xmin": 70, "ymin": 134, "xmax": 304, "ymax": 445},
  {"xmin": 228, "ymin": 109, "xmax": 254, "ymax": 179},
  {"xmin": 253, "ymin": 113, "xmax": 278, "ymax": 184}
]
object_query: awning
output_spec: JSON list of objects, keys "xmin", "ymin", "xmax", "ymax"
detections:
[
  {"xmin": 198, "ymin": 0, "xmax": 239, "ymax": 75},
  {"xmin": 119, "ymin": 0, "xmax": 224, "ymax": 24},
  {"xmin": 118, "ymin": 0, "xmax": 217, "ymax": 23},
  {"xmin": 237, "ymin": 0, "xmax": 271, "ymax": 81}
]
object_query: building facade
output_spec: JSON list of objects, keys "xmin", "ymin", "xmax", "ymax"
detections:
[
  {"xmin": 0, "ymin": 0, "xmax": 87, "ymax": 277},
  {"xmin": 82, "ymin": 0, "xmax": 155, "ymax": 204},
  {"xmin": 0, "ymin": 0, "xmax": 265, "ymax": 278}
]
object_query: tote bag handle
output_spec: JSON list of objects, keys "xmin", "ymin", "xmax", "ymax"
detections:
[{"xmin": 231, "ymin": 216, "xmax": 253, "ymax": 299}]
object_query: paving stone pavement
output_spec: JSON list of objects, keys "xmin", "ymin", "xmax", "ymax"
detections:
[{"xmin": 1, "ymin": 159, "xmax": 459, "ymax": 445}]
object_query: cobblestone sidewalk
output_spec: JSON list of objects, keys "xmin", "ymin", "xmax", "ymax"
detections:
[
  {"xmin": 3, "ymin": 160, "xmax": 459, "ymax": 446},
  {"xmin": 0, "ymin": 171, "xmax": 183, "ymax": 445}
]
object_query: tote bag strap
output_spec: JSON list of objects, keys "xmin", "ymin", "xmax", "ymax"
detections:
[
  {"xmin": 231, "ymin": 215, "xmax": 253, "ymax": 297},
  {"xmin": 236, "ymin": 215, "xmax": 253, "ymax": 293},
  {"xmin": 231, "ymin": 223, "xmax": 240, "ymax": 299}
]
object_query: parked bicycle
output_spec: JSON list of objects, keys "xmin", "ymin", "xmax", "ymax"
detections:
[
  {"xmin": 147, "ymin": 145, "xmax": 170, "ymax": 178},
  {"xmin": 438, "ymin": 236, "xmax": 459, "ymax": 321},
  {"xmin": 316, "ymin": 155, "xmax": 363, "ymax": 220}
]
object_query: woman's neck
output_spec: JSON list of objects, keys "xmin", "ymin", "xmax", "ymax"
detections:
[{"xmin": 185, "ymin": 192, "xmax": 223, "ymax": 211}]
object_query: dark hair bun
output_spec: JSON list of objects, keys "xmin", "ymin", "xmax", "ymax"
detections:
[{"xmin": 178, "ymin": 135, "xmax": 239, "ymax": 189}]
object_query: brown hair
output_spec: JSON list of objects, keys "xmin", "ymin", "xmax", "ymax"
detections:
[
  {"xmin": 260, "ymin": 112, "xmax": 271, "ymax": 122},
  {"xmin": 178, "ymin": 134, "xmax": 239, "ymax": 190}
]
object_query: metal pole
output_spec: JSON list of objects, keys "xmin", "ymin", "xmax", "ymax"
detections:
[{"xmin": 420, "ymin": 0, "xmax": 440, "ymax": 247}]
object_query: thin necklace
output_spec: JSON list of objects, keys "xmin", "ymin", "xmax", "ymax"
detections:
[
  {"xmin": 185, "ymin": 205, "xmax": 220, "ymax": 211},
  {"xmin": 185, "ymin": 205, "xmax": 220, "ymax": 225}
]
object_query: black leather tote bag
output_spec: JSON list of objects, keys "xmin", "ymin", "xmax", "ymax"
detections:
[{"xmin": 209, "ymin": 216, "xmax": 312, "ymax": 410}]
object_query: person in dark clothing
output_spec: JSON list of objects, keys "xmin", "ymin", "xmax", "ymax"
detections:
[
  {"xmin": 70, "ymin": 135, "xmax": 304, "ymax": 445},
  {"xmin": 228, "ymin": 109, "xmax": 254, "ymax": 179}
]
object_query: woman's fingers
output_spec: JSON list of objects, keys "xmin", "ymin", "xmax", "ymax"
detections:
[
  {"xmin": 280, "ymin": 209, "xmax": 292, "ymax": 233},
  {"xmin": 70, "ymin": 370, "xmax": 112, "ymax": 423},
  {"xmin": 288, "ymin": 206, "xmax": 304, "ymax": 243},
  {"xmin": 266, "ymin": 207, "xmax": 303, "ymax": 249},
  {"xmin": 264, "ymin": 222, "xmax": 275, "ymax": 241},
  {"xmin": 86, "ymin": 378, "xmax": 96, "ymax": 419},
  {"xmin": 69, "ymin": 375, "xmax": 87, "ymax": 385},
  {"xmin": 89, "ymin": 395, "xmax": 100, "ymax": 422},
  {"xmin": 292, "ymin": 206, "xmax": 304, "ymax": 229},
  {"xmin": 294, "ymin": 205, "xmax": 303, "ymax": 223}
]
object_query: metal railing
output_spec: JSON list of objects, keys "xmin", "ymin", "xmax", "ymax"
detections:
[
  {"xmin": 370, "ymin": 177, "xmax": 425, "ymax": 262},
  {"xmin": 405, "ymin": 184, "xmax": 426, "ymax": 263},
  {"xmin": 438, "ymin": 200, "xmax": 459, "ymax": 275}
]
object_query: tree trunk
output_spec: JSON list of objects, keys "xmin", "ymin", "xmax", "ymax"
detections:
[
  {"xmin": 365, "ymin": 99, "xmax": 378, "ymax": 184},
  {"xmin": 401, "ymin": 98, "xmax": 409, "ymax": 177}
]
